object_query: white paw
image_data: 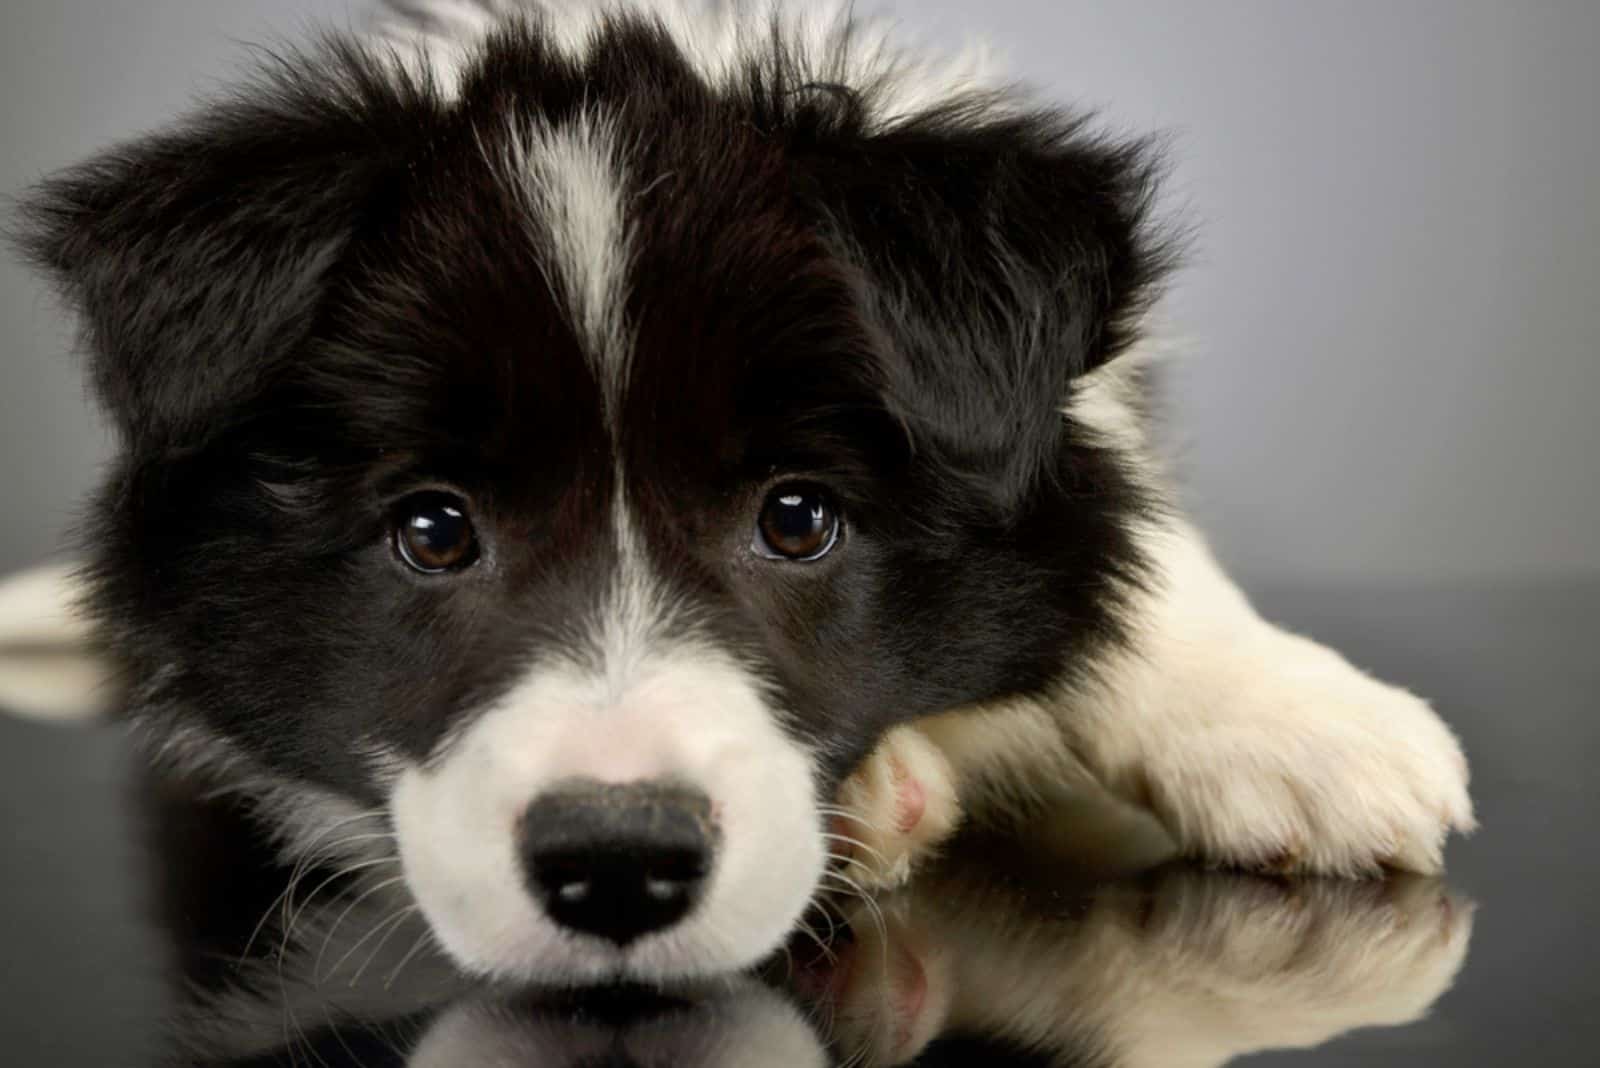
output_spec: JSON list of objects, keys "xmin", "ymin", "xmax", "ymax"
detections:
[
  {"xmin": 1144, "ymin": 660, "xmax": 1475, "ymax": 876},
  {"xmin": 831, "ymin": 725, "xmax": 962, "ymax": 890}
]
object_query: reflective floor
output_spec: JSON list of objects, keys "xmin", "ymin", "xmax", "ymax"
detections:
[{"xmin": 1, "ymin": 582, "xmax": 1594, "ymax": 1065}]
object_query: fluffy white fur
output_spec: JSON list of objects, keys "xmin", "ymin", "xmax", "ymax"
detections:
[{"xmin": 391, "ymin": 639, "xmax": 823, "ymax": 984}]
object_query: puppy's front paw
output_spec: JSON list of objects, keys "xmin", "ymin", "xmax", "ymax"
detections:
[
  {"xmin": 831, "ymin": 725, "xmax": 961, "ymax": 891},
  {"xmin": 1145, "ymin": 671, "xmax": 1475, "ymax": 876}
]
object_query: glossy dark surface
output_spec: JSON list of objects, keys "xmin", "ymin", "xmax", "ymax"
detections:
[{"xmin": 1, "ymin": 583, "xmax": 1594, "ymax": 1066}]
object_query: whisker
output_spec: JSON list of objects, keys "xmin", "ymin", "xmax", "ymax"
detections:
[
  {"xmin": 820, "ymin": 869, "xmax": 892, "ymax": 981},
  {"xmin": 792, "ymin": 915, "xmax": 837, "ymax": 966},
  {"xmin": 382, "ymin": 926, "xmax": 437, "ymax": 990},
  {"xmin": 816, "ymin": 804, "xmax": 883, "ymax": 834},
  {"xmin": 821, "ymin": 830, "xmax": 891, "ymax": 869},
  {"xmin": 306, "ymin": 830, "xmax": 399, "ymax": 854},
  {"xmin": 774, "ymin": 940, "xmax": 797, "ymax": 983},
  {"xmin": 825, "ymin": 848, "xmax": 883, "ymax": 882},
  {"xmin": 255, "ymin": 810, "xmax": 387, "ymax": 965},
  {"xmin": 244, "ymin": 848, "xmax": 357, "ymax": 964},
  {"xmin": 347, "ymin": 905, "xmax": 422, "ymax": 988},
  {"xmin": 320, "ymin": 994, "xmax": 372, "ymax": 1068},
  {"xmin": 313, "ymin": 872, "xmax": 409, "ymax": 982},
  {"xmin": 285, "ymin": 855, "xmax": 403, "ymax": 961},
  {"xmin": 813, "ymin": 901, "xmax": 841, "ymax": 947},
  {"xmin": 319, "ymin": 901, "xmax": 415, "ymax": 986},
  {"xmin": 841, "ymin": 1032, "xmax": 875, "ymax": 1068}
]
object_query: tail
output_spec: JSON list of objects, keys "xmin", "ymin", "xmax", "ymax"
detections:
[{"xmin": 0, "ymin": 563, "xmax": 112, "ymax": 724}]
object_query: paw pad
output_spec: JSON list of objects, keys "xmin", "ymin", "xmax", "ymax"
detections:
[
  {"xmin": 888, "ymin": 753, "xmax": 926, "ymax": 834},
  {"xmin": 832, "ymin": 725, "xmax": 961, "ymax": 890}
]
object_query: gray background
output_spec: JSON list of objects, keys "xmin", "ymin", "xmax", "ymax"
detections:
[{"xmin": 3, "ymin": 0, "xmax": 1596, "ymax": 585}]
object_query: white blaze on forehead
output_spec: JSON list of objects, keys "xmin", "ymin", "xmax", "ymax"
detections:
[{"xmin": 502, "ymin": 111, "xmax": 634, "ymax": 411}]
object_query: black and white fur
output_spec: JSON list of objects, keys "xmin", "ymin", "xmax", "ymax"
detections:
[{"xmin": 6, "ymin": 0, "xmax": 1473, "ymax": 988}]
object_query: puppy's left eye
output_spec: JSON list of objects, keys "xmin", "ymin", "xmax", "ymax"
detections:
[
  {"xmin": 755, "ymin": 484, "xmax": 840, "ymax": 561},
  {"xmin": 394, "ymin": 493, "xmax": 479, "ymax": 574}
]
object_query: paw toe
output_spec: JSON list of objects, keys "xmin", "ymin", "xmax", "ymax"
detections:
[{"xmin": 832, "ymin": 726, "xmax": 961, "ymax": 890}]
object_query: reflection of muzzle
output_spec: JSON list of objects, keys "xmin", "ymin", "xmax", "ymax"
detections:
[
  {"xmin": 408, "ymin": 981, "xmax": 827, "ymax": 1068},
  {"xmin": 519, "ymin": 780, "xmax": 719, "ymax": 945}
]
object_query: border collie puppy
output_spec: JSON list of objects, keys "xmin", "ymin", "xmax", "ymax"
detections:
[{"xmin": 9, "ymin": 0, "xmax": 1474, "ymax": 986}]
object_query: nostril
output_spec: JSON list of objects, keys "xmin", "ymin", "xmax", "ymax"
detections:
[
  {"xmin": 538, "ymin": 856, "xmax": 595, "ymax": 903},
  {"xmin": 518, "ymin": 780, "xmax": 718, "ymax": 946},
  {"xmin": 645, "ymin": 878, "xmax": 682, "ymax": 900}
]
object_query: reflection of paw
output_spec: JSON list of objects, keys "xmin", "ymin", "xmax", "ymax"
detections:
[
  {"xmin": 1146, "ymin": 665, "xmax": 1475, "ymax": 876},
  {"xmin": 832, "ymin": 726, "xmax": 961, "ymax": 890},
  {"xmin": 1130, "ymin": 872, "xmax": 1470, "ymax": 991},
  {"xmin": 809, "ymin": 895, "xmax": 953, "ymax": 1068},
  {"xmin": 792, "ymin": 866, "xmax": 1473, "ymax": 1068},
  {"xmin": 1092, "ymin": 871, "xmax": 1474, "ymax": 1060}
]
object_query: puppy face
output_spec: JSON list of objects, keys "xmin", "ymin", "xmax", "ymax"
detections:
[{"xmin": 15, "ymin": 3, "xmax": 1167, "ymax": 984}]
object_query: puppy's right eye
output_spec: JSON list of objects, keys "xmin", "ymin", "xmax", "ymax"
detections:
[
  {"xmin": 393, "ymin": 493, "xmax": 479, "ymax": 574},
  {"xmin": 755, "ymin": 483, "xmax": 841, "ymax": 561}
]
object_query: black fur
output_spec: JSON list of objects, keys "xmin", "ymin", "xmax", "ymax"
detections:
[{"xmin": 12, "ymin": 11, "xmax": 1171, "ymax": 799}]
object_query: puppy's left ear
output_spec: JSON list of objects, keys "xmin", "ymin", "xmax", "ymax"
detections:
[{"xmin": 803, "ymin": 101, "xmax": 1176, "ymax": 501}]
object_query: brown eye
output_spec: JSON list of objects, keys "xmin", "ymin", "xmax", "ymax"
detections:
[
  {"xmin": 394, "ymin": 493, "xmax": 479, "ymax": 574},
  {"xmin": 755, "ymin": 484, "xmax": 840, "ymax": 561}
]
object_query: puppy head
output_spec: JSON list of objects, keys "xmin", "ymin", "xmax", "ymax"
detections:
[{"xmin": 14, "ymin": 2, "xmax": 1169, "ymax": 984}]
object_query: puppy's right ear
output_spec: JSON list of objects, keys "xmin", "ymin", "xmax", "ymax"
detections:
[{"xmin": 11, "ymin": 42, "xmax": 431, "ymax": 449}]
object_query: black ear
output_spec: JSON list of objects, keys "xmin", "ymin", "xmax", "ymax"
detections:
[
  {"xmin": 10, "ymin": 43, "xmax": 429, "ymax": 450},
  {"xmin": 801, "ymin": 99, "xmax": 1175, "ymax": 504}
]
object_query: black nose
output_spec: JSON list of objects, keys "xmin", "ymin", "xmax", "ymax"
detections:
[{"xmin": 518, "ymin": 781, "xmax": 717, "ymax": 946}]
